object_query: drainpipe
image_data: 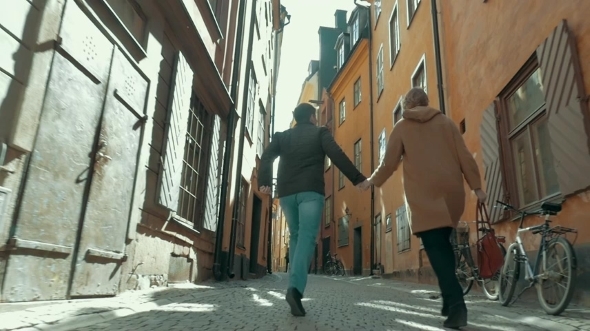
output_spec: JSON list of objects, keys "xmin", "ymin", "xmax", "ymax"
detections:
[
  {"xmin": 431, "ymin": 0, "xmax": 446, "ymax": 114},
  {"xmin": 213, "ymin": 0, "xmax": 248, "ymax": 281},
  {"xmin": 227, "ymin": 0, "xmax": 258, "ymax": 279},
  {"xmin": 354, "ymin": 0, "xmax": 375, "ymax": 277}
]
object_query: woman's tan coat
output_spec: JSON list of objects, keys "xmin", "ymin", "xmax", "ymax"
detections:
[{"xmin": 371, "ymin": 106, "xmax": 482, "ymax": 235}]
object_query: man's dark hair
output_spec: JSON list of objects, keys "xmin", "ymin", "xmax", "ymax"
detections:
[{"xmin": 293, "ymin": 103, "xmax": 316, "ymax": 124}]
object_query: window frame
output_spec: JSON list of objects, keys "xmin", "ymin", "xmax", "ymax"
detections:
[
  {"xmin": 324, "ymin": 196, "xmax": 332, "ymax": 227},
  {"xmin": 389, "ymin": 2, "xmax": 400, "ymax": 68},
  {"xmin": 352, "ymin": 17, "xmax": 360, "ymax": 44},
  {"xmin": 378, "ymin": 129, "xmax": 387, "ymax": 164},
  {"xmin": 406, "ymin": 0, "xmax": 421, "ymax": 27},
  {"xmin": 497, "ymin": 56, "xmax": 560, "ymax": 210},
  {"xmin": 374, "ymin": 0, "xmax": 382, "ymax": 25},
  {"xmin": 353, "ymin": 77, "xmax": 362, "ymax": 107},
  {"xmin": 337, "ymin": 43, "xmax": 345, "ymax": 70},
  {"xmin": 338, "ymin": 169, "xmax": 345, "ymax": 190},
  {"xmin": 393, "ymin": 97, "xmax": 403, "ymax": 125},
  {"xmin": 411, "ymin": 54, "xmax": 427, "ymax": 93},
  {"xmin": 377, "ymin": 44, "xmax": 384, "ymax": 97},
  {"xmin": 339, "ymin": 98, "xmax": 346, "ymax": 125},
  {"xmin": 385, "ymin": 213, "xmax": 392, "ymax": 232},
  {"xmin": 256, "ymin": 101, "xmax": 266, "ymax": 157},
  {"xmin": 246, "ymin": 66, "xmax": 258, "ymax": 139},
  {"xmin": 354, "ymin": 139, "xmax": 362, "ymax": 172},
  {"xmin": 338, "ymin": 216, "xmax": 350, "ymax": 247}
]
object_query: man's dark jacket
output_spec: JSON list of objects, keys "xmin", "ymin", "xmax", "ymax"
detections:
[{"xmin": 258, "ymin": 122, "xmax": 366, "ymax": 198}]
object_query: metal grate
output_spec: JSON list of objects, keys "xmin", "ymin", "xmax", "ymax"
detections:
[{"xmin": 177, "ymin": 96, "xmax": 212, "ymax": 227}]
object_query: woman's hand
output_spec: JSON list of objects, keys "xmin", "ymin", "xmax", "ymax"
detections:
[{"xmin": 475, "ymin": 189, "xmax": 487, "ymax": 203}]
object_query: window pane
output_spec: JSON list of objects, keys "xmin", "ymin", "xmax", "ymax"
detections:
[
  {"xmin": 532, "ymin": 117, "xmax": 560, "ymax": 197},
  {"xmin": 512, "ymin": 130, "xmax": 538, "ymax": 205},
  {"xmin": 106, "ymin": 0, "xmax": 146, "ymax": 44},
  {"xmin": 508, "ymin": 68, "xmax": 545, "ymax": 130}
]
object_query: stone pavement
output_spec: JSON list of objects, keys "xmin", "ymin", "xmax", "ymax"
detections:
[{"xmin": 1, "ymin": 273, "xmax": 589, "ymax": 331}]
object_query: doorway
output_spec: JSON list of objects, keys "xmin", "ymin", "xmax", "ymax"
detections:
[
  {"xmin": 249, "ymin": 195, "xmax": 263, "ymax": 274},
  {"xmin": 353, "ymin": 227, "xmax": 362, "ymax": 275}
]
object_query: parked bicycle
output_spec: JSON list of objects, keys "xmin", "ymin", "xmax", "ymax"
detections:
[
  {"xmin": 323, "ymin": 251, "xmax": 345, "ymax": 276},
  {"xmin": 496, "ymin": 200, "xmax": 577, "ymax": 315},
  {"xmin": 452, "ymin": 221, "xmax": 506, "ymax": 300}
]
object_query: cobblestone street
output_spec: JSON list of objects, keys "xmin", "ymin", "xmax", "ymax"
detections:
[{"xmin": 1, "ymin": 273, "xmax": 589, "ymax": 331}]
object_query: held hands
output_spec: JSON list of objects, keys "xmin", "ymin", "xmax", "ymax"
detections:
[
  {"xmin": 259, "ymin": 186, "xmax": 272, "ymax": 195},
  {"xmin": 356, "ymin": 178, "xmax": 373, "ymax": 192},
  {"xmin": 475, "ymin": 189, "xmax": 487, "ymax": 203}
]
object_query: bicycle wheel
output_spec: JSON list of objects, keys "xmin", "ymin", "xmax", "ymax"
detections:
[
  {"xmin": 337, "ymin": 261, "xmax": 346, "ymax": 276},
  {"xmin": 537, "ymin": 237, "xmax": 577, "ymax": 316},
  {"xmin": 323, "ymin": 261, "xmax": 334, "ymax": 275},
  {"xmin": 482, "ymin": 243, "xmax": 507, "ymax": 301},
  {"xmin": 455, "ymin": 250, "xmax": 474, "ymax": 296},
  {"xmin": 499, "ymin": 243, "xmax": 520, "ymax": 306}
]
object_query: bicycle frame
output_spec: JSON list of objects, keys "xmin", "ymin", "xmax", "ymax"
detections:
[{"xmin": 511, "ymin": 213, "xmax": 550, "ymax": 283}]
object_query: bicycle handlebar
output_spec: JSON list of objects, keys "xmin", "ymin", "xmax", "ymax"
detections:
[{"xmin": 495, "ymin": 200, "xmax": 542, "ymax": 229}]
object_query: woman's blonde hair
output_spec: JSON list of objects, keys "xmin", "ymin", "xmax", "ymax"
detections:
[{"xmin": 402, "ymin": 87, "xmax": 429, "ymax": 110}]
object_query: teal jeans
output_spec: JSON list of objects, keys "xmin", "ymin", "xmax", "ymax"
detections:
[{"xmin": 280, "ymin": 191, "xmax": 325, "ymax": 296}]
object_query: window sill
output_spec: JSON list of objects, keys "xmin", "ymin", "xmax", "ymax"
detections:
[
  {"xmin": 398, "ymin": 248, "xmax": 411, "ymax": 254},
  {"xmin": 385, "ymin": 228, "xmax": 392, "ymax": 233},
  {"xmin": 170, "ymin": 215, "xmax": 201, "ymax": 235},
  {"xmin": 324, "ymin": 223, "xmax": 330, "ymax": 228},
  {"xmin": 237, "ymin": 245, "xmax": 246, "ymax": 251},
  {"xmin": 377, "ymin": 88, "xmax": 384, "ymax": 102},
  {"xmin": 338, "ymin": 186, "xmax": 345, "ymax": 191},
  {"xmin": 390, "ymin": 51, "xmax": 400, "ymax": 70},
  {"xmin": 338, "ymin": 243, "xmax": 349, "ymax": 248},
  {"xmin": 245, "ymin": 131, "xmax": 253, "ymax": 145}
]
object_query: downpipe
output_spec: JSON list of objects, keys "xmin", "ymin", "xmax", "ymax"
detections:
[
  {"xmin": 213, "ymin": 0, "xmax": 248, "ymax": 281},
  {"xmin": 226, "ymin": 0, "xmax": 258, "ymax": 279}
]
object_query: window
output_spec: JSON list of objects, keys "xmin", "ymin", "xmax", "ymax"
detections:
[
  {"xmin": 338, "ymin": 216, "xmax": 350, "ymax": 246},
  {"xmin": 353, "ymin": 78, "xmax": 362, "ymax": 107},
  {"xmin": 389, "ymin": 3, "xmax": 400, "ymax": 67},
  {"xmin": 105, "ymin": 0, "xmax": 147, "ymax": 47},
  {"xmin": 393, "ymin": 101, "xmax": 402, "ymax": 125},
  {"xmin": 261, "ymin": 54, "xmax": 267, "ymax": 76},
  {"xmin": 502, "ymin": 66, "xmax": 559, "ymax": 206},
  {"xmin": 354, "ymin": 139, "xmax": 362, "ymax": 172},
  {"xmin": 246, "ymin": 68, "xmax": 257, "ymax": 136},
  {"xmin": 352, "ymin": 17, "xmax": 360, "ymax": 44},
  {"xmin": 374, "ymin": 0, "xmax": 382, "ymax": 22},
  {"xmin": 407, "ymin": 0, "xmax": 421, "ymax": 25},
  {"xmin": 236, "ymin": 178, "xmax": 249, "ymax": 247},
  {"xmin": 377, "ymin": 45, "xmax": 384, "ymax": 96},
  {"xmin": 339, "ymin": 99, "xmax": 346, "ymax": 125},
  {"xmin": 337, "ymin": 43, "xmax": 345, "ymax": 70},
  {"xmin": 460, "ymin": 119, "xmax": 466, "ymax": 134},
  {"xmin": 255, "ymin": 17, "xmax": 261, "ymax": 40},
  {"xmin": 324, "ymin": 196, "xmax": 332, "ymax": 227},
  {"xmin": 325, "ymin": 155, "xmax": 332, "ymax": 170},
  {"xmin": 378, "ymin": 129, "xmax": 387, "ymax": 163},
  {"xmin": 411, "ymin": 55, "xmax": 427, "ymax": 93},
  {"xmin": 257, "ymin": 102, "xmax": 266, "ymax": 156},
  {"xmin": 177, "ymin": 95, "xmax": 213, "ymax": 228},
  {"xmin": 396, "ymin": 204, "xmax": 410, "ymax": 252},
  {"xmin": 385, "ymin": 213, "xmax": 392, "ymax": 232},
  {"xmin": 339, "ymin": 170, "xmax": 345, "ymax": 189}
]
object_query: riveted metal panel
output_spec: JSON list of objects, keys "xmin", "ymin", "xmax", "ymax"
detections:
[
  {"xmin": 1, "ymin": 2, "xmax": 113, "ymax": 302},
  {"xmin": 70, "ymin": 48, "xmax": 148, "ymax": 297}
]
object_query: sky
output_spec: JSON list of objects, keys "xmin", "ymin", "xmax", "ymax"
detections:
[{"xmin": 273, "ymin": 0, "xmax": 357, "ymax": 132}]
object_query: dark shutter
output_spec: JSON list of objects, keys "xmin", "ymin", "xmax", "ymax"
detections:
[
  {"xmin": 480, "ymin": 101, "xmax": 506, "ymax": 223},
  {"xmin": 158, "ymin": 52, "xmax": 194, "ymax": 211},
  {"xmin": 537, "ymin": 20, "xmax": 590, "ymax": 197}
]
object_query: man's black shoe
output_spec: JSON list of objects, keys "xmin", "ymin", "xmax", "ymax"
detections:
[
  {"xmin": 286, "ymin": 287, "xmax": 306, "ymax": 316},
  {"xmin": 443, "ymin": 303, "xmax": 467, "ymax": 329},
  {"xmin": 441, "ymin": 301, "xmax": 449, "ymax": 317}
]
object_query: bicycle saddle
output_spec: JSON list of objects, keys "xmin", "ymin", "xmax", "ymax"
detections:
[{"xmin": 541, "ymin": 202, "xmax": 562, "ymax": 214}]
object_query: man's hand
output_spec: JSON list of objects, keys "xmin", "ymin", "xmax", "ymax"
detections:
[
  {"xmin": 475, "ymin": 189, "xmax": 487, "ymax": 203},
  {"xmin": 259, "ymin": 186, "xmax": 272, "ymax": 195},
  {"xmin": 356, "ymin": 179, "xmax": 372, "ymax": 192}
]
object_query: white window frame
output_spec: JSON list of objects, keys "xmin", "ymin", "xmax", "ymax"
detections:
[
  {"xmin": 377, "ymin": 44, "xmax": 384, "ymax": 96},
  {"xmin": 339, "ymin": 98, "xmax": 346, "ymax": 125},
  {"xmin": 337, "ymin": 43, "xmax": 345, "ymax": 69},
  {"xmin": 406, "ymin": 0, "xmax": 421, "ymax": 27},
  {"xmin": 353, "ymin": 77, "xmax": 362, "ymax": 107},
  {"xmin": 352, "ymin": 17, "xmax": 360, "ymax": 44},
  {"xmin": 389, "ymin": 2, "xmax": 400, "ymax": 68},
  {"xmin": 411, "ymin": 54, "xmax": 427, "ymax": 93},
  {"xmin": 393, "ymin": 96, "xmax": 403, "ymax": 126},
  {"xmin": 374, "ymin": 0, "xmax": 382, "ymax": 23},
  {"xmin": 378, "ymin": 129, "xmax": 387, "ymax": 164}
]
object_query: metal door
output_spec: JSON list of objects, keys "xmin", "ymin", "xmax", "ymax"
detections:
[
  {"xmin": 69, "ymin": 47, "xmax": 148, "ymax": 297},
  {"xmin": 2, "ymin": 2, "xmax": 114, "ymax": 302}
]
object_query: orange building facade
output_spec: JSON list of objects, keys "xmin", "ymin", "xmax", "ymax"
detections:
[{"xmin": 439, "ymin": 0, "xmax": 590, "ymax": 305}]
